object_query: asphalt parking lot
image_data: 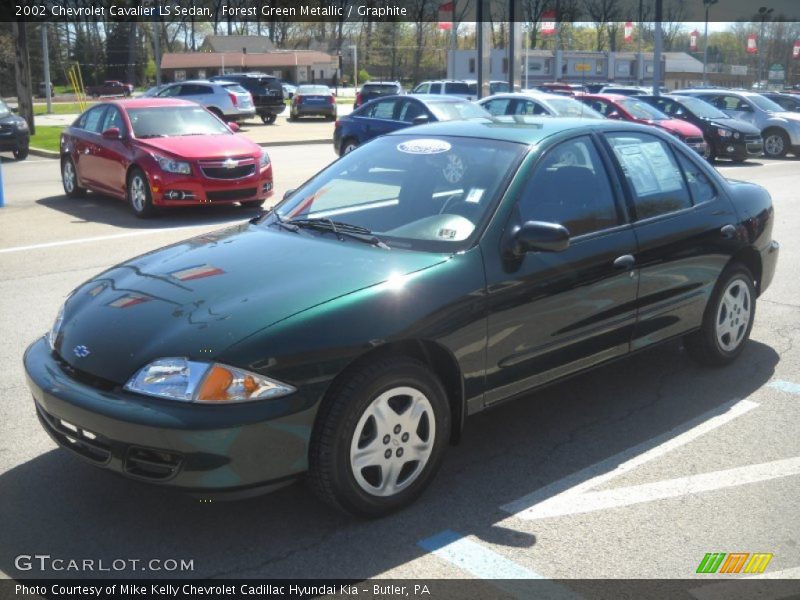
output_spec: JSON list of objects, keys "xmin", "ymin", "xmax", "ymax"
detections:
[{"xmin": 0, "ymin": 149, "xmax": 799, "ymax": 594}]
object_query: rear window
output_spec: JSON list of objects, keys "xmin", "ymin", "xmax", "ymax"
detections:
[
  {"xmin": 427, "ymin": 100, "xmax": 490, "ymax": 121},
  {"xmin": 363, "ymin": 84, "xmax": 399, "ymax": 94},
  {"xmin": 444, "ymin": 82, "xmax": 470, "ymax": 95},
  {"xmin": 220, "ymin": 84, "xmax": 250, "ymax": 95},
  {"xmin": 298, "ymin": 86, "xmax": 331, "ymax": 95}
]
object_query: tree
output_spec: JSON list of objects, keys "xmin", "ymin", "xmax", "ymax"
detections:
[{"xmin": 13, "ymin": 21, "xmax": 35, "ymax": 134}]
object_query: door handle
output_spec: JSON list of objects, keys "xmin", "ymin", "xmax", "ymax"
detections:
[
  {"xmin": 613, "ymin": 254, "xmax": 635, "ymax": 270},
  {"xmin": 720, "ymin": 224, "xmax": 737, "ymax": 239}
]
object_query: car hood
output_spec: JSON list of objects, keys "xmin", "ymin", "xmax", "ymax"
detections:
[
  {"xmin": 707, "ymin": 118, "xmax": 761, "ymax": 135},
  {"xmin": 135, "ymin": 134, "xmax": 260, "ymax": 159},
  {"xmin": 56, "ymin": 224, "xmax": 449, "ymax": 384},
  {"xmin": 767, "ymin": 111, "xmax": 800, "ymax": 124},
  {"xmin": 654, "ymin": 118, "xmax": 703, "ymax": 137}
]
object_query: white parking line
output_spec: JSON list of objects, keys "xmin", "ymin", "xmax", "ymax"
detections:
[
  {"xmin": 418, "ymin": 530, "xmax": 582, "ymax": 600},
  {"xmin": 0, "ymin": 224, "xmax": 221, "ymax": 254},
  {"xmin": 502, "ymin": 398, "xmax": 759, "ymax": 519}
]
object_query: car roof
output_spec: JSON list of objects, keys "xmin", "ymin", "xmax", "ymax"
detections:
[
  {"xmin": 384, "ymin": 117, "xmax": 660, "ymax": 146},
  {"xmin": 104, "ymin": 98, "xmax": 199, "ymax": 109},
  {"xmin": 579, "ymin": 93, "xmax": 629, "ymax": 102},
  {"xmin": 479, "ymin": 92, "xmax": 570, "ymax": 102},
  {"xmin": 679, "ymin": 89, "xmax": 755, "ymax": 97}
]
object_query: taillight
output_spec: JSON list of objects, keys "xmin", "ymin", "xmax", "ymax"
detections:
[
  {"xmin": 334, "ymin": 120, "xmax": 341, "ymax": 128},
  {"xmin": 355, "ymin": 92, "xmax": 362, "ymax": 106},
  {"xmin": 328, "ymin": 95, "xmax": 335, "ymax": 105},
  {"xmin": 228, "ymin": 92, "xmax": 238, "ymax": 107}
]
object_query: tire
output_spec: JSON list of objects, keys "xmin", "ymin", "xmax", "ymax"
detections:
[
  {"xmin": 127, "ymin": 168, "xmax": 155, "ymax": 218},
  {"xmin": 326, "ymin": 114, "xmax": 336, "ymax": 122},
  {"xmin": 684, "ymin": 264, "xmax": 756, "ymax": 367},
  {"xmin": 240, "ymin": 199, "xmax": 265, "ymax": 208},
  {"xmin": 762, "ymin": 129, "xmax": 789, "ymax": 159},
  {"xmin": 261, "ymin": 114, "xmax": 277, "ymax": 125},
  {"xmin": 309, "ymin": 357, "xmax": 451, "ymax": 517},
  {"xmin": 14, "ymin": 145, "xmax": 29, "ymax": 161},
  {"xmin": 61, "ymin": 157, "xmax": 86, "ymax": 198},
  {"xmin": 341, "ymin": 138, "xmax": 359, "ymax": 155}
]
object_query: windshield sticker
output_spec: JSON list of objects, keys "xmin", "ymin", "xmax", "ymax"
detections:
[
  {"xmin": 397, "ymin": 139, "xmax": 452, "ymax": 155},
  {"xmin": 465, "ymin": 188, "xmax": 484, "ymax": 204},
  {"xmin": 438, "ymin": 228, "xmax": 458, "ymax": 239}
]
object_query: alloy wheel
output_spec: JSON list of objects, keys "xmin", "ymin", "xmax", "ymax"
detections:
[
  {"xmin": 63, "ymin": 161, "xmax": 75, "ymax": 193},
  {"xmin": 130, "ymin": 175, "xmax": 146, "ymax": 213},
  {"xmin": 764, "ymin": 134, "xmax": 784, "ymax": 157},
  {"xmin": 715, "ymin": 277, "xmax": 752, "ymax": 353}
]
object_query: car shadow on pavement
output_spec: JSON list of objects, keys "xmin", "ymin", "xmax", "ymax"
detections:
[
  {"xmin": 0, "ymin": 339, "xmax": 779, "ymax": 579},
  {"xmin": 36, "ymin": 194, "xmax": 265, "ymax": 230}
]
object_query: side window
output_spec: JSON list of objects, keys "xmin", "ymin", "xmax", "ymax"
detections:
[
  {"xmin": 397, "ymin": 100, "xmax": 426, "ymax": 123},
  {"xmin": 413, "ymin": 83, "xmax": 429, "ymax": 94},
  {"xmin": 429, "ymin": 83, "xmax": 442, "ymax": 94},
  {"xmin": 517, "ymin": 136, "xmax": 621, "ymax": 237},
  {"xmin": 606, "ymin": 132, "xmax": 692, "ymax": 220},
  {"xmin": 589, "ymin": 99, "xmax": 612, "ymax": 116},
  {"xmin": 82, "ymin": 106, "xmax": 107, "ymax": 134},
  {"xmin": 158, "ymin": 85, "xmax": 182, "ymax": 97},
  {"xmin": 367, "ymin": 99, "xmax": 398, "ymax": 120},
  {"xmin": 675, "ymin": 151, "xmax": 716, "ymax": 205},
  {"xmin": 514, "ymin": 100, "xmax": 547, "ymax": 115},
  {"xmin": 100, "ymin": 106, "xmax": 123, "ymax": 133},
  {"xmin": 482, "ymin": 98, "xmax": 511, "ymax": 116}
]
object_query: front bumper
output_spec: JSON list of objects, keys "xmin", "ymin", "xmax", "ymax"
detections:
[
  {"xmin": 0, "ymin": 128, "xmax": 29, "ymax": 151},
  {"xmin": 149, "ymin": 164, "xmax": 274, "ymax": 207},
  {"xmin": 24, "ymin": 337, "xmax": 313, "ymax": 492},
  {"xmin": 713, "ymin": 135, "xmax": 763, "ymax": 159}
]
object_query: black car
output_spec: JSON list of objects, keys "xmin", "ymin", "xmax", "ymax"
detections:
[
  {"xmin": 760, "ymin": 92, "xmax": 800, "ymax": 113},
  {"xmin": 354, "ymin": 81, "xmax": 403, "ymax": 109},
  {"xmin": 0, "ymin": 100, "xmax": 30, "ymax": 160},
  {"xmin": 211, "ymin": 73, "xmax": 285, "ymax": 124},
  {"xmin": 639, "ymin": 94, "xmax": 763, "ymax": 162}
]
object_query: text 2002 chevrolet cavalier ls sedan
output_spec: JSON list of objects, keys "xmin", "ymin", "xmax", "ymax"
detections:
[{"xmin": 25, "ymin": 119, "xmax": 778, "ymax": 516}]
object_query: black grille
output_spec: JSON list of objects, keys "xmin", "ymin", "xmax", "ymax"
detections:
[
  {"xmin": 54, "ymin": 352, "xmax": 117, "ymax": 391},
  {"xmin": 36, "ymin": 405, "xmax": 112, "ymax": 465},
  {"xmin": 201, "ymin": 164, "xmax": 256, "ymax": 180},
  {"xmin": 207, "ymin": 188, "xmax": 257, "ymax": 202},
  {"xmin": 125, "ymin": 447, "xmax": 183, "ymax": 481}
]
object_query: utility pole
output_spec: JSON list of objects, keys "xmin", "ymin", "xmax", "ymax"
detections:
[
  {"xmin": 758, "ymin": 6, "xmax": 774, "ymax": 88},
  {"xmin": 702, "ymin": 0, "xmax": 718, "ymax": 86},
  {"xmin": 653, "ymin": 0, "xmax": 662, "ymax": 96},
  {"xmin": 12, "ymin": 21, "xmax": 35, "ymax": 135},
  {"xmin": 42, "ymin": 23, "xmax": 52, "ymax": 114},
  {"xmin": 637, "ymin": 0, "xmax": 644, "ymax": 85}
]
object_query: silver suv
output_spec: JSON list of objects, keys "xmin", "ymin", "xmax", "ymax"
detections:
[
  {"xmin": 150, "ymin": 80, "xmax": 256, "ymax": 122},
  {"xmin": 674, "ymin": 89, "xmax": 800, "ymax": 158}
]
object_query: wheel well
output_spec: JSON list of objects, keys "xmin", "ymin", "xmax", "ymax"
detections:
[
  {"xmin": 320, "ymin": 340, "xmax": 466, "ymax": 445},
  {"xmin": 728, "ymin": 247, "xmax": 763, "ymax": 296},
  {"xmin": 762, "ymin": 126, "xmax": 787, "ymax": 139},
  {"xmin": 341, "ymin": 137, "xmax": 357, "ymax": 153}
]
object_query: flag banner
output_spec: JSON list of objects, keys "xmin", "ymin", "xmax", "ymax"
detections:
[
  {"xmin": 437, "ymin": 1, "xmax": 453, "ymax": 30},
  {"xmin": 541, "ymin": 10, "xmax": 556, "ymax": 35},
  {"xmin": 689, "ymin": 30, "xmax": 699, "ymax": 51},
  {"xmin": 793, "ymin": 40, "xmax": 800, "ymax": 59},
  {"xmin": 747, "ymin": 34, "xmax": 758, "ymax": 54},
  {"xmin": 624, "ymin": 21, "xmax": 634, "ymax": 43}
]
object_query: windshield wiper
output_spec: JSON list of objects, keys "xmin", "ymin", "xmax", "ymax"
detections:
[
  {"xmin": 138, "ymin": 134, "xmax": 168, "ymax": 138},
  {"xmin": 287, "ymin": 217, "xmax": 389, "ymax": 249}
]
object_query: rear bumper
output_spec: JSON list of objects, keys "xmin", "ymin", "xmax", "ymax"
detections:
[
  {"xmin": 759, "ymin": 239, "xmax": 780, "ymax": 296},
  {"xmin": 149, "ymin": 164, "xmax": 273, "ymax": 206},
  {"xmin": 224, "ymin": 108, "xmax": 256, "ymax": 122},
  {"xmin": 293, "ymin": 105, "xmax": 336, "ymax": 117}
]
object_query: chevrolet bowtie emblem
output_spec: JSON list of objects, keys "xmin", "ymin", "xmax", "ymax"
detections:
[
  {"xmin": 222, "ymin": 158, "xmax": 238, "ymax": 169},
  {"xmin": 73, "ymin": 345, "xmax": 91, "ymax": 358}
]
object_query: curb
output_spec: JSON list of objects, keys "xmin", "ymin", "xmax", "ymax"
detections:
[{"xmin": 28, "ymin": 147, "xmax": 60, "ymax": 159}]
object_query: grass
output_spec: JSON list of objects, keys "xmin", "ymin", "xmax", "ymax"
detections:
[
  {"xmin": 33, "ymin": 102, "xmax": 96, "ymax": 116},
  {"xmin": 29, "ymin": 125, "xmax": 64, "ymax": 153}
]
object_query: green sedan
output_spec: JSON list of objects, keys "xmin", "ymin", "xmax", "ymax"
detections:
[{"xmin": 25, "ymin": 119, "xmax": 778, "ymax": 516}]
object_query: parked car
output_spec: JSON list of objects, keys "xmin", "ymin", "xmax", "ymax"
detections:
[
  {"xmin": 638, "ymin": 94, "xmax": 763, "ymax": 162},
  {"xmin": 411, "ymin": 80, "xmax": 474, "ymax": 100},
  {"xmin": 535, "ymin": 82, "xmax": 588, "ymax": 95},
  {"xmin": 759, "ymin": 91, "xmax": 800, "ymax": 113},
  {"xmin": 290, "ymin": 85, "xmax": 337, "ymax": 121},
  {"xmin": 0, "ymin": 99, "xmax": 29, "ymax": 160},
  {"xmin": 27, "ymin": 118, "xmax": 778, "ymax": 516},
  {"xmin": 479, "ymin": 92, "xmax": 605, "ymax": 119},
  {"xmin": 598, "ymin": 85, "xmax": 648, "ymax": 96},
  {"xmin": 673, "ymin": 89, "xmax": 800, "ymax": 158},
  {"xmin": 59, "ymin": 98, "xmax": 273, "ymax": 217},
  {"xmin": 210, "ymin": 73, "xmax": 285, "ymax": 124},
  {"xmin": 333, "ymin": 94, "xmax": 490, "ymax": 156},
  {"xmin": 463, "ymin": 80, "xmax": 519, "ymax": 96},
  {"xmin": 86, "ymin": 80, "xmax": 134, "ymax": 98},
  {"xmin": 151, "ymin": 80, "xmax": 256, "ymax": 123},
  {"xmin": 354, "ymin": 81, "xmax": 404, "ymax": 109},
  {"xmin": 578, "ymin": 94, "xmax": 707, "ymax": 155}
]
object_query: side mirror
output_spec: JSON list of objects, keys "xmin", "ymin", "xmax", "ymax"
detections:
[
  {"xmin": 101, "ymin": 127, "xmax": 121, "ymax": 140},
  {"xmin": 507, "ymin": 221, "xmax": 570, "ymax": 256},
  {"xmin": 283, "ymin": 188, "xmax": 296, "ymax": 200},
  {"xmin": 228, "ymin": 122, "xmax": 240, "ymax": 132},
  {"xmin": 607, "ymin": 110, "xmax": 622, "ymax": 120},
  {"xmin": 412, "ymin": 114, "xmax": 430, "ymax": 125}
]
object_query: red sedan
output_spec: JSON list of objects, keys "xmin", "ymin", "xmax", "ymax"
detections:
[
  {"xmin": 60, "ymin": 98, "xmax": 273, "ymax": 217},
  {"xmin": 577, "ymin": 93, "xmax": 708, "ymax": 156}
]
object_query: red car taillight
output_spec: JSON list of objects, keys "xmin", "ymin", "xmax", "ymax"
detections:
[
  {"xmin": 334, "ymin": 120, "xmax": 341, "ymax": 128},
  {"xmin": 355, "ymin": 92, "xmax": 362, "ymax": 107},
  {"xmin": 228, "ymin": 92, "xmax": 238, "ymax": 107}
]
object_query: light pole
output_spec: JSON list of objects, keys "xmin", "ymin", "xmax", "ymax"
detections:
[
  {"xmin": 758, "ymin": 6, "xmax": 773, "ymax": 88},
  {"xmin": 702, "ymin": 0, "xmax": 718, "ymax": 86},
  {"xmin": 350, "ymin": 44, "xmax": 358, "ymax": 90}
]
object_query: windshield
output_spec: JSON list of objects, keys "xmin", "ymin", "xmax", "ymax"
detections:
[
  {"xmin": 270, "ymin": 135, "xmax": 526, "ymax": 252},
  {"xmin": 750, "ymin": 94, "xmax": 785, "ymax": 112},
  {"xmin": 427, "ymin": 101, "xmax": 491, "ymax": 121},
  {"xmin": 547, "ymin": 98, "xmax": 604, "ymax": 119},
  {"xmin": 678, "ymin": 96, "xmax": 728, "ymax": 119},
  {"xmin": 619, "ymin": 98, "xmax": 669, "ymax": 120},
  {"xmin": 128, "ymin": 106, "xmax": 231, "ymax": 137},
  {"xmin": 298, "ymin": 85, "xmax": 330, "ymax": 95},
  {"xmin": 0, "ymin": 101, "xmax": 9, "ymax": 117}
]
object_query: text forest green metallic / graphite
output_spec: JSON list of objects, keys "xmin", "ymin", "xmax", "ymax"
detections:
[{"xmin": 24, "ymin": 119, "xmax": 779, "ymax": 499}]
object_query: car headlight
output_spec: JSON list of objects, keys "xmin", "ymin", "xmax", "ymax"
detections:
[
  {"xmin": 717, "ymin": 128, "xmax": 733, "ymax": 138},
  {"xmin": 15, "ymin": 119, "xmax": 29, "ymax": 131},
  {"xmin": 153, "ymin": 154, "xmax": 191, "ymax": 175},
  {"xmin": 260, "ymin": 148, "xmax": 270, "ymax": 168},
  {"xmin": 124, "ymin": 357, "xmax": 296, "ymax": 403},
  {"xmin": 47, "ymin": 301, "xmax": 66, "ymax": 350}
]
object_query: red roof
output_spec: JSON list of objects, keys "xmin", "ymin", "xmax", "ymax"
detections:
[
  {"xmin": 161, "ymin": 51, "xmax": 335, "ymax": 70},
  {"xmin": 106, "ymin": 98, "xmax": 198, "ymax": 109}
]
